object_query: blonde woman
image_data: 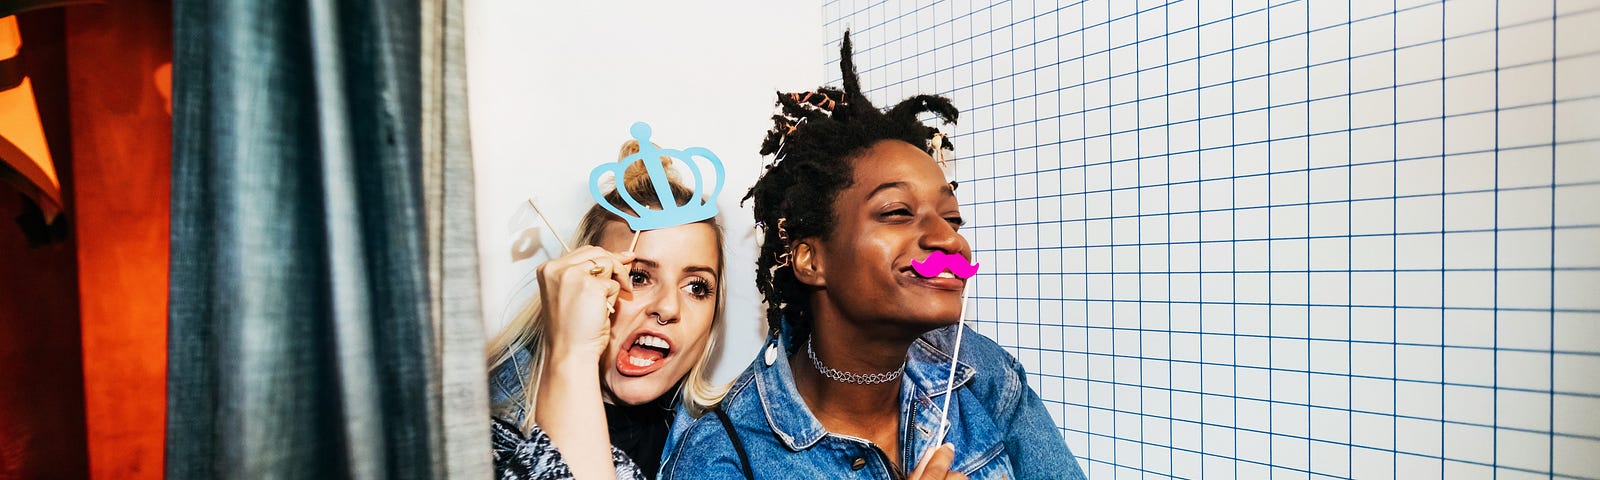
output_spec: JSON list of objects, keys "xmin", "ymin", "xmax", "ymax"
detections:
[{"xmin": 487, "ymin": 142, "xmax": 727, "ymax": 480}]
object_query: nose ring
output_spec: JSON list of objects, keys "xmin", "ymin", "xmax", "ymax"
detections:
[{"xmin": 656, "ymin": 317, "xmax": 669, "ymax": 326}]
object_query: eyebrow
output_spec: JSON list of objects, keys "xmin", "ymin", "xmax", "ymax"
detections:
[
  {"xmin": 633, "ymin": 258, "xmax": 719, "ymax": 278},
  {"xmin": 683, "ymin": 265, "xmax": 719, "ymax": 278},
  {"xmin": 864, "ymin": 181, "xmax": 957, "ymax": 200},
  {"xmin": 865, "ymin": 181, "xmax": 910, "ymax": 200}
]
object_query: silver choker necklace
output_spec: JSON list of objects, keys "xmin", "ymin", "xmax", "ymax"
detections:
[{"xmin": 806, "ymin": 336, "xmax": 905, "ymax": 385}]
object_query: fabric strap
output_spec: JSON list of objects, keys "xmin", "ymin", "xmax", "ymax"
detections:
[{"xmin": 711, "ymin": 406, "xmax": 755, "ymax": 480}]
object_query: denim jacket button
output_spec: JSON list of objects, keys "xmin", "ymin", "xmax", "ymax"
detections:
[{"xmin": 850, "ymin": 457, "xmax": 866, "ymax": 470}]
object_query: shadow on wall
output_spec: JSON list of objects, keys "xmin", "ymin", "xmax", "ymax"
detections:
[{"xmin": 0, "ymin": 8, "xmax": 87, "ymax": 478}]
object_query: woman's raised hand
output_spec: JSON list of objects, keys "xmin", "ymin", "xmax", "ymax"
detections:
[
  {"xmin": 537, "ymin": 245, "xmax": 636, "ymax": 359},
  {"xmin": 910, "ymin": 444, "xmax": 969, "ymax": 480}
]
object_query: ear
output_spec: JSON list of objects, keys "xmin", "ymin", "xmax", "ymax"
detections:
[{"xmin": 790, "ymin": 240, "xmax": 826, "ymax": 287}]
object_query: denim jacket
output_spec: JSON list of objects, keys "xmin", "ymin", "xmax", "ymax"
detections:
[
  {"xmin": 660, "ymin": 325, "xmax": 1088, "ymax": 479},
  {"xmin": 488, "ymin": 348, "xmax": 535, "ymax": 423}
]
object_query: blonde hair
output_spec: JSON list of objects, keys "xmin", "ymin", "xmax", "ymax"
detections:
[{"xmin": 486, "ymin": 141, "xmax": 729, "ymax": 432}]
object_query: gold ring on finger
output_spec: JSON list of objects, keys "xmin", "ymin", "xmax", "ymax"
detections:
[{"xmin": 586, "ymin": 258, "xmax": 606, "ymax": 276}]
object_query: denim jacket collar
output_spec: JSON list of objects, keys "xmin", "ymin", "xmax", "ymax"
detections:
[{"xmin": 754, "ymin": 334, "xmax": 978, "ymax": 451}]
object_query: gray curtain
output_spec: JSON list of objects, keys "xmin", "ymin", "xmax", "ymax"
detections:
[
  {"xmin": 421, "ymin": 0, "xmax": 492, "ymax": 476},
  {"xmin": 166, "ymin": 0, "xmax": 488, "ymax": 477}
]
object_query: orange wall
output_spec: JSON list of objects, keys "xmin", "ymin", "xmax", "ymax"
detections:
[{"xmin": 66, "ymin": 1, "xmax": 171, "ymax": 478}]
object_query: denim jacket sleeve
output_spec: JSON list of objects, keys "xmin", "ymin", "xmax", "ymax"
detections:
[
  {"xmin": 996, "ymin": 352, "xmax": 1087, "ymax": 480},
  {"xmin": 934, "ymin": 328, "xmax": 1086, "ymax": 480},
  {"xmin": 487, "ymin": 348, "xmax": 533, "ymax": 423}
]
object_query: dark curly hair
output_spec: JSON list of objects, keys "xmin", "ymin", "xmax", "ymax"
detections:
[{"xmin": 744, "ymin": 31, "xmax": 960, "ymax": 348}]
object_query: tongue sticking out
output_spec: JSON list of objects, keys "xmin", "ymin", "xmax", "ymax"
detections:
[{"xmin": 629, "ymin": 344, "xmax": 667, "ymax": 362}]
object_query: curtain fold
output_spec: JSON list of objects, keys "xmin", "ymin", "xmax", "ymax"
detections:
[
  {"xmin": 421, "ymin": 0, "xmax": 492, "ymax": 476},
  {"xmin": 166, "ymin": 0, "xmax": 474, "ymax": 477}
]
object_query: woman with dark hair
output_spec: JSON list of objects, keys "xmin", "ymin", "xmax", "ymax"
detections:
[{"xmin": 660, "ymin": 33, "xmax": 1086, "ymax": 480}]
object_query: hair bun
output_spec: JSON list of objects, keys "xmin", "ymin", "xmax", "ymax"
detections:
[{"xmin": 617, "ymin": 139, "xmax": 679, "ymax": 202}]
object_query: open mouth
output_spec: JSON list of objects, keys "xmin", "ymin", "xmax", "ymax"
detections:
[
  {"xmin": 899, "ymin": 265, "xmax": 966, "ymax": 290},
  {"xmin": 616, "ymin": 331, "xmax": 673, "ymax": 377}
]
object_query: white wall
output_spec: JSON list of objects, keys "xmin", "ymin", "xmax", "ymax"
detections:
[{"xmin": 465, "ymin": 1, "xmax": 825, "ymax": 382}]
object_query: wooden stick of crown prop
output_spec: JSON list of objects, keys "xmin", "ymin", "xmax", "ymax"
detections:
[
  {"xmin": 589, "ymin": 122, "xmax": 726, "ymax": 253},
  {"xmin": 526, "ymin": 198, "xmax": 572, "ymax": 253}
]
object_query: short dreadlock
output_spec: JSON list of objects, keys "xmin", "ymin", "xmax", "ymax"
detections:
[{"xmin": 744, "ymin": 31, "xmax": 960, "ymax": 348}]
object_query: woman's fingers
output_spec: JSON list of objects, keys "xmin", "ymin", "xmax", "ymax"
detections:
[
  {"xmin": 609, "ymin": 250, "xmax": 635, "ymax": 293},
  {"xmin": 602, "ymin": 276, "xmax": 621, "ymax": 301},
  {"xmin": 536, "ymin": 245, "xmax": 636, "ymax": 355},
  {"xmin": 546, "ymin": 246, "xmax": 629, "ymax": 283},
  {"xmin": 614, "ymin": 251, "xmax": 633, "ymax": 288},
  {"xmin": 910, "ymin": 444, "xmax": 958, "ymax": 480},
  {"xmin": 600, "ymin": 250, "xmax": 633, "ymax": 312}
]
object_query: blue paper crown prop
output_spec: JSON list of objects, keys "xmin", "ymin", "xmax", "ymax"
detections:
[{"xmin": 589, "ymin": 122, "xmax": 725, "ymax": 231}]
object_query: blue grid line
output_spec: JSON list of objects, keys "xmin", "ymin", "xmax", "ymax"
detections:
[
  {"xmin": 1389, "ymin": 10, "xmax": 1403, "ymax": 475},
  {"xmin": 983, "ymin": 326, "xmax": 1600, "ymax": 360},
  {"xmin": 1228, "ymin": 5, "xmax": 1241, "ymax": 476},
  {"xmin": 826, "ymin": 0, "xmax": 1065, "ymax": 59},
  {"xmin": 1053, "ymin": 415, "xmax": 1600, "ymax": 480},
  {"xmin": 944, "ymin": 90, "xmax": 1600, "ymax": 171},
  {"xmin": 1038, "ymin": 391, "xmax": 1600, "ymax": 453},
  {"xmin": 1305, "ymin": 1, "xmax": 1316, "ymax": 472},
  {"xmin": 1135, "ymin": 2, "xmax": 1150, "ymax": 475},
  {"xmin": 1077, "ymin": 2, "xmax": 1092, "ymax": 472},
  {"xmin": 884, "ymin": 10, "xmax": 1591, "ymax": 123},
  {"xmin": 947, "ymin": 162, "xmax": 1600, "ymax": 206},
  {"xmin": 1194, "ymin": 4, "xmax": 1210, "ymax": 475},
  {"xmin": 831, "ymin": 0, "xmax": 1286, "ymax": 89},
  {"xmin": 1491, "ymin": 4, "xmax": 1503, "ymax": 474},
  {"xmin": 1107, "ymin": 1, "xmax": 1121, "ymax": 473},
  {"xmin": 962, "ymin": 297, "xmax": 1600, "ymax": 316},
  {"xmin": 821, "ymin": 0, "xmax": 886, "ymax": 28},
  {"xmin": 990, "ymin": 333, "xmax": 1599, "ymax": 425},
  {"xmin": 963, "ymin": 266, "xmax": 1600, "ymax": 276},
  {"xmin": 1438, "ymin": 2, "xmax": 1450, "ymax": 473},
  {"xmin": 1265, "ymin": 6, "xmax": 1281, "ymax": 471},
  {"xmin": 936, "ymin": 20, "xmax": 1598, "ymax": 129},
  {"xmin": 1547, "ymin": 4, "xmax": 1559, "ymax": 476},
  {"xmin": 965, "ymin": 214, "xmax": 1599, "ymax": 240},
  {"xmin": 948, "ymin": 129, "xmax": 1598, "ymax": 195},
  {"xmin": 1344, "ymin": 2, "xmax": 1355, "ymax": 475},
  {"xmin": 825, "ymin": 0, "xmax": 1107, "ymax": 72},
  {"xmin": 945, "ymin": 64, "xmax": 1600, "ymax": 156},
  {"xmin": 1164, "ymin": 3, "xmax": 1180, "ymax": 475},
  {"xmin": 840, "ymin": 1, "xmax": 1600, "ymax": 113}
]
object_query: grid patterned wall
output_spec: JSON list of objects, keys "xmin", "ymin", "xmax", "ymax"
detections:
[{"xmin": 820, "ymin": 1, "xmax": 1600, "ymax": 478}]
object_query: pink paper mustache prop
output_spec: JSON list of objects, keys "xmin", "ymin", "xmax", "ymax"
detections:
[{"xmin": 909, "ymin": 251, "xmax": 980, "ymax": 279}]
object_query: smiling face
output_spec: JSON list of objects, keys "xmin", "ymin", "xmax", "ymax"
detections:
[
  {"xmin": 595, "ymin": 220, "xmax": 721, "ymax": 405},
  {"xmin": 800, "ymin": 139, "xmax": 970, "ymax": 335}
]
